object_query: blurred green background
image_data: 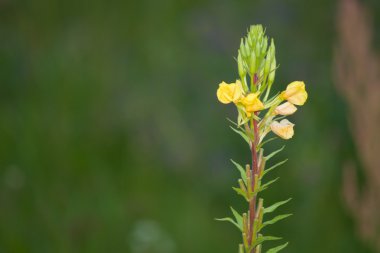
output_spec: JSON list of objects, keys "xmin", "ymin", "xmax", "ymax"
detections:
[{"xmin": 1, "ymin": 0, "xmax": 380, "ymax": 252}]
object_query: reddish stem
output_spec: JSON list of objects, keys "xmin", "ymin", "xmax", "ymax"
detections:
[
  {"xmin": 247, "ymin": 73, "xmax": 260, "ymax": 253},
  {"xmin": 248, "ymin": 112, "xmax": 259, "ymax": 253},
  {"xmin": 252, "ymin": 116, "xmax": 259, "ymax": 174}
]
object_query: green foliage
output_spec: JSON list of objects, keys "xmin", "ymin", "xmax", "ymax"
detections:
[
  {"xmin": 230, "ymin": 126, "xmax": 251, "ymax": 145},
  {"xmin": 263, "ymin": 199, "xmax": 292, "ymax": 214},
  {"xmin": 231, "ymin": 159, "xmax": 248, "ymax": 185},
  {"xmin": 260, "ymin": 214, "xmax": 293, "ymax": 230},
  {"xmin": 257, "ymin": 137, "xmax": 278, "ymax": 150},
  {"xmin": 216, "ymin": 207, "xmax": 243, "ymax": 232},
  {"xmin": 264, "ymin": 146, "xmax": 285, "ymax": 161},
  {"xmin": 258, "ymin": 177, "xmax": 279, "ymax": 192},
  {"xmin": 215, "ymin": 217, "xmax": 241, "ymax": 231},
  {"xmin": 252, "ymin": 235, "xmax": 282, "ymax": 248},
  {"xmin": 263, "ymin": 159, "xmax": 288, "ymax": 177},
  {"xmin": 266, "ymin": 242, "xmax": 289, "ymax": 253},
  {"xmin": 231, "ymin": 207, "xmax": 244, "ymax": 229},
  {"xmin": 232, "ymin": 186, "xmax": 249, "ymax": 201}
]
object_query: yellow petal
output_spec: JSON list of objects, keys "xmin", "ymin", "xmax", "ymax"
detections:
[
  {"xmin": 280, "ymin": 81, "xmax": 308, "ymax": 106},
  {"xmin": 232, "ymin": 80, "xmax": 244, "ymax": 102},
  {"xmin": 270, "ymin": 119, "xmax": 295, "ymax": 139},
  {"xmin": 275, "ymin": 102, "xmax": 297, "ymax": 116},
  {"xmin": 240, "ymin": 93, "xmax": 264, "ymax": 114},
  {"xmin": 216, "ymin": 81, "xmax": 244, "ymax": 104},
  {"xmin": 216, "ymin": 82, "xmax": 232, "ymax": 104}
]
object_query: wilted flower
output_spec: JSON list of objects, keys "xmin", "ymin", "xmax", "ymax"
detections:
[
  {"xmin": 217, "ymin": 80, "xmax": 244, "ymax": 104},
  {"xmin": 280, "ymin": 81, "xmax": 308, "ymax": 105},
  {"xmin": 275, "ymin": 102, "xmax": 297, "ymax": 116},
  {"xmin": 240, "ymin": 93, "xmax": 264, "ymax": 117},
  {"xmin": 270, "ymin": 119, "xmax": 295, "ymax": 139}
]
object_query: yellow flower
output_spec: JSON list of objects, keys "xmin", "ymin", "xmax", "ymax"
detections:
[
  {"xmin": 275, "ymin": 102, "xmax": 297, "ymax": 116},
  {"xmin": 270, "ymin": 119, "xmax": 295, "ymax": 139},
  {"xmin": 216, "ymin": 80, "xmax": 244, "ymax": 104},
  {"xmin": 280, "ymin": 81, "xmax": 308, "ymax": 106},
  {"xmin": 240, "ymin": 93, "xmax": 264, "ymax": 117}
]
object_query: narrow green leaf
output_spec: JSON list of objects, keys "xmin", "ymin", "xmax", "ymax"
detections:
[
  {"xmin": 252, "ymin": 236, "xmax": 281, "ymax": 248},
  {"xmin": 258, "ymin": 137, "xmax": 277, "ymax": 149},
  {"xmin": 264, "ymin": 145, "xmax": 285, "ymax": 161},
  {"xmin": 226, "ymin": 117, "xmax": 238, "ymax": 127},
  {"xmin": 261, "ymin": 214, "xmax": 292, "ymax": 229},
  {"xmin": 264, "ymin": 198, "xmax": 292, "ymax": 214},
  {"xmin": 263, "ymin": 92, "xmax": 280, "ymax": 108},
  {"xmin": 230, "ymin": 207, "xmax": 243, "ymax": 229},
  {"xmin": 232, "ymin": 187, "xmax": 248, "ymax": 201},
  {"xmin": 266, "ymin": 242, "xmax": 289, "ymax": 253},
  {"xmin": 259, "ymin": 177, "xmax": 279, "ymax": 192},
  {"xmin": 215, "ymin": 217, "xmax": 241, "ymax": 231},
  {"xmin": 263, "ymin": 159, "xmax": 288, "ymax": 177},
  {"xmin": 230, "ymin": 126, "xmax": 250, "ymax": 145},
  {"xmin": 237, "ymin": 108, "xmax": 250, "ymax": 126},
  {"xmin": 231, "ymin": 159, "xmax": 247, "ymax": 185}
]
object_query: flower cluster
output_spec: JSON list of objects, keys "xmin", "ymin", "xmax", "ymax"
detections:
[{"xmin": 217, "ymin": 80, "xmax": 307, "ymax": 139}]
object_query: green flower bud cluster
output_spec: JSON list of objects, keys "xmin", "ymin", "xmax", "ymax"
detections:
[{"xmin": 237, "ymin": 25, "xmax": 277, "ymax": 99}]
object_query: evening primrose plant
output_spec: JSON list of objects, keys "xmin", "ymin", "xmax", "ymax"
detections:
[{"xmin": 216, "ymin": 25, "xmax": 307, "ymax": 253}]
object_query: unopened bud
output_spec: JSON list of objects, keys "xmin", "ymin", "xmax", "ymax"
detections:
[
  {"xmin": 239, "ymin": 244, "xmax": 244, "ymax": 253},
  {"xmin": 238, "ymin": 52, "xmax": 246, "ymax": 78},
  {"xmin": 270, "ymin": 39, "xmax": 276, "ymax": 62},
  {"xmin": 244, "ymin": 42, "xmax": 250, "ymax": 58},
  {"xmin": 261, "ymin": 38, "xmax": 268, "ymax": 56},
  {"xmin": 268, "ymin": 57, "xmax": 276, "ymax": 85},
  {"xmin": 249, "ymin": 50, "xmax": 256, "ymax": 75},
  {"xmin": 264, "ymin": 53, "xmax": 271, "ymax": 78},
  {"xmin": 256, "ymin": 244, "xmax": 262, "ymax": 253},
  {"xmin": 240, "ymin": 39, "xmax": 246, "ymax": 58},
  {"xmin": 255, "ymin": 42, "xmax": 261, "ymax": 59}
]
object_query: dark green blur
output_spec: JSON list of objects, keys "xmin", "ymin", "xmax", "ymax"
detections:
[{"xmin": 0, "ymin": 0, "xmax": 379, "ymax": 252}]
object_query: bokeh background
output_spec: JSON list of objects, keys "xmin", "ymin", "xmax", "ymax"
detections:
[{"xmin": 1, "ymin": 0, "xmax": 380, "ymax": 252}]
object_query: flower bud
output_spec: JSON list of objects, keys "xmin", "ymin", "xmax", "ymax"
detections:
[
  {"xmin": 268, "ymin": 57, "xmax": 276, "ymax": 86},
  {"xmin": 244, "ymin": 42, "xmax": 250, "ymax": 58},
  {"xmin": 239, "ymin": 244, "xmax": 244, "ymax": 253},
  {"xmin": 255, "ymin": 42, "xmax": 261, "ymax": 59},
  {"xmin": 264, "ymin": 50, "xmax": 272, "ymax": 78},
  {"xmin": 237, "ymin": 52, "xmax": 246, "ymax": 78},
  {"xmin": 261, "ymin": 39, "xmax": 268, "ymax": 57},
  {"xmin": 269, "ymin": 39, "xmax": 275, "ymax": 62},
  {"xmin": 240, "ymin": 39, "xmax": 246, "ymax": 58},
  {"xmin": 249, "ymin": 50, "xmax": 256, "ymax": 75}
]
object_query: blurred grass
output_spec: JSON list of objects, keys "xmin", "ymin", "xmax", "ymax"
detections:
[{"xmin": 0, "ymin": 0, "xmax": 379, "ymax": 252}]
